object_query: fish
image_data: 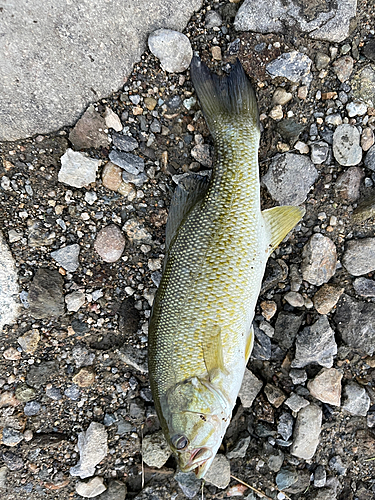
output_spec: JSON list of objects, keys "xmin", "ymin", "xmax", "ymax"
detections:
[{"xmin": 148, "ymin": 55, "xmax": 305, "ymax": 478}]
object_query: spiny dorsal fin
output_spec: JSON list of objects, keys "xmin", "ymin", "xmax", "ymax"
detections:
[
  {"xmin": 190, "ymin": 56, "xmax": 259, "ymax": 138},
  {"xmin": 165, "ymin": 174, "xmax": 209, "ymax": 251},
  {"xmin": 262, "ymin": 205, "xmax": 305, "ymax": 252}
]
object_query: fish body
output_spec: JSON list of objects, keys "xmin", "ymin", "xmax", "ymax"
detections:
[{"xmin": 148, "ymin": 57, "xmax": 304, "ymax": 477}]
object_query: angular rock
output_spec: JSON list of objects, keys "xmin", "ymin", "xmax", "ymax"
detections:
[
  {"xmin": 1, "ymin": 428, "xmax": 24, "ymax": 447},
  {"xmin": 95, "ymin": 480, "xmax": 126, "ymax": 500},
  {"xmin": 141, "ymin": 431, "xmax": 171, "ymax": 468},
  {"xmin": 94, "ymin": 225, "xmax": 126, "ymax": 263},
  {"xmin": 17, "ymin": 329, "xmax": 40, "ymax": 354},
  {"xmin": 148, "ymin": 29, "xmax": 192, "ymax": 73},
  {"xmin": 238, "ymin": 368, "xmax": 263, "ymax": 408},
  {"xmin": 59, "ymin": 149, "xmax": 101, "ymax": 188},
  {"xmin": 70, "ymin": 422, "xmax": 108, "ymax": 479},
  {"xmin": 301, "ymin": 234, "xmax": 337, "ymax": 286},
  {"xmin": 353, "ymin": 277, "xmax": 375, "ymax": 297},
  {"xmin": 73, "ymin": 367, "xmax": 96, "ymax": 387},
  {"xmin": 272, "ymin": 88, "xmax": 292, "ymax": 106},
  {"xmin": 266, "ymin": 51, "xmax": 312, "ymax": 83},
  {"xmin": 174, "ymin": 472, "xmax": 201, "ymax": 499},
  {"xmin": 333, "ymin": 124, "xmax": 362, "ymax": 166},
  {"xmin": 313, "ymin": 284, "xmax": 344, "ymax": 315},
  {"xmin": 262, "ymin": 153, "xmax": 318, "ymax": 205},
  {"xmin": 351, "ymin": 64, "xmax": 375, "ymax": 107},
  {"xmin": 334, "ymin": 166, "xmax": 364, "ymax": 202},
  {"xmin": 65, "ymin": 291, "xmax": 85, "ymax": 312},
  {"xmin": 365, "ymin": 144, "xmax": 375, "ymax": 171},
  {"xmin": 274, "ymin": 312, "xmax": 303, "ymax": 351},
  {"xmin": 0, "ymin": 0, "xmax": 202, "ymax": 141},
  {"xmin": 289, "ymin": 369, "xmax": 307, "ymax": 385},
  {"xmin": 291, "ymin": 404, "xmax": 322, "ymax": 460},
  {"xmin": 251, "ymin": 325, "xmax": 271, "ymax": 360},
  {"xmin": 51, "ymin": 244, "xmax": 80, "ymax": 272},
  {"xmin": 234, "ymin": 0, "xmax": 356, "ymax": 42},
  {"xmin": 27, "ymin": 220, "xmax": 56, "ymax": 247},
  {"xmin": 307, "ymin": 368, "xmax": 342, "ymax": 406},
  {"xmin": 342, "ymin": 237, "xmax": 375, "ymax": 276},
  {"xmin": 284, "ymin": 393, "xmax": 309, "ymax": 412},
  {"xmin": 361, "ymin": 127, "xmax": 374, "ymax": 152},
  {"xmin": 205, "ymin": 454, "xmax": 230, "ymax": 489},
  {"xmin": 342, "ymin": 382, "xmax": 370, "ymax": 416},
  {"xmin": 334, "ymin": 294, "xmax": 375, "ymax": 356},
  {"xmin": 276, "ymin": 467, "xmax": 298, "ymax": 491},
  {"xmin": 27, "ymin": 361, "xmax": 58, "ymax": 389},
  {"xmin": 264, "ymin": 384, "xmax": 286, "ymax": 408},
  {"xmin": 0, "ymin": 231, "xmax": 20, "ymax": 331},
  {"xmin": 277, "ymin": 412, "xmax": 294, "ymax": 441},
  {"xmin": 292, "ymin": 315, "xmax": 337, "ymax": 369},
  {"xmin": 104, "ymin": 108, "xmax": 122, "ymax": 132},
  {"xmin": 109, "ymin": 150, "xmax": 144, "ymax": 174},
  {"xmin": 76, "ymin": 477, "xmax": 106, "ymax": 498},
  {"xmin": 314, "ymin": 465, "xmax": 327, "ymax": 488},
  {"xmin": 112, "ymin": 134, "xmax": 138, "ymax": 152},
  {"xmin": 28, "ymin": 268, "xmax": 65, "ymax": 319},
  {"xmin": 226, "ymin": 436, "xmax": 251, "ymax": 460},
  {"xmin": 332, "ymin": 56, "xmax": 354, "ymax": 82},
  {"xmin": 69, "ymin": 105, "xmax": 109, "ymax": 150},
  {"xmin": 191, "ymin": 144, "xmax": 212, "ymax": 168}
]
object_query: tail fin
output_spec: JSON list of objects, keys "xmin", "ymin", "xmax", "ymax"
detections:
[{"xmin": 190, "ymin": 56, "xmax": 259, "ymax": 137}]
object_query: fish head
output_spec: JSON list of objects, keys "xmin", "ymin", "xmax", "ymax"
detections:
[{"xmin": 163, "ymin": 376, "xmax": 231, "ymax": 478}]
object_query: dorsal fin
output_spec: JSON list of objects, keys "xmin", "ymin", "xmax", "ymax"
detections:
[{"xmin": 165, "ymin": 175, "xmax": 210, "ymax": 251}]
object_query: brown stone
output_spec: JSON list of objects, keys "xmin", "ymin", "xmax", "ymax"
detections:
[
  {"xmin": 94, "ymin": 224, "xmax": 126, "ymax": 263},
  {"xmin": 313, "ymin": 284, "xmax": 344, "ymax": 315},
  {"xmin": 72, "ymin": 367, "xmax": 95, "ymax": 387},
  {"xmin": 144, "ymin": 97, "xmax": 157, "ymax": 111},
  {"xmin": 307, "ymin": 368, "xmax": 342, "ymax": 406},
  {"xmin": 102, "ymin": 162, "xmax": 123, "ymax": 191},
  {"xmin": 69, "ymin": 105, "xmax": 109, "ymax": 150}
]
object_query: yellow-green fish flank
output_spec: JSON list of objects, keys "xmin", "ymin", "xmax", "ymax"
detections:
[{"xmin": 148, "ymin": 56, "xmax": 304, "ymax": 478}]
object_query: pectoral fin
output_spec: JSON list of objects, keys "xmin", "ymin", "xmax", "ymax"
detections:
[
  {"xmin": 202, "ymin": 324, "xmax": 225, "ymax": 380},
  {"xmin": 245, "ymin": 325, "xmax": 254, "ymax": 363},
  {"xmin": 262, "ymin": 205, "xmax": 305, "ymax": 252}
]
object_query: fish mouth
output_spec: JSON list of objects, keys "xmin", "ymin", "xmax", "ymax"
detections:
[{"xmin": 179, "ymin": 447, "xmax": 213, "ymax": 478}]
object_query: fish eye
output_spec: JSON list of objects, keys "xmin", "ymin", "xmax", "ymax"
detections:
[{"xmin": 171, "ymin": 434, "xmax": 189, "ymax": 450}]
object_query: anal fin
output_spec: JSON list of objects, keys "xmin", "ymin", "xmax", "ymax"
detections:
[
  {"xmin": 245, "ymin": 325, "xmax": 254, "ymax": 363},
  {"xmin": 262, "ymin": 205, "xmax": 305, "ymax": 252}
]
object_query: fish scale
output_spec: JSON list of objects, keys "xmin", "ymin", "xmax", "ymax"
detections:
[{"xmin": 148, "ymin": 56, "xmax": 305, "ymax": 478}]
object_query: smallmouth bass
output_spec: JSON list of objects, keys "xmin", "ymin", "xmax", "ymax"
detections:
[{"xmin": 148, "ymin": 56, "xmax": 304, "ymax": 478}]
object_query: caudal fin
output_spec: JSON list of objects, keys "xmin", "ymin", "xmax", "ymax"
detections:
[{"xmin": 190, "ymin": 56, "xmax": 259, "ymax": 137}]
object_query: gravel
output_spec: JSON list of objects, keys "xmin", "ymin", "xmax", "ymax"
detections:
[{"xmin": 1, "ymin": 2, "xmax": 375, "ymax": 498}]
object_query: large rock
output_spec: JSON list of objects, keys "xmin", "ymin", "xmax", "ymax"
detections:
[
  {"xmin": 291, "ymin": 404, "xmax": 322, "ymax": 460},
  {"xmin": 28, "ymin": 268, "xmax": 65, "ymax": 319},
  {"xmin": 0, "ymin": 0, "xmax": 202, "ymax": 141},
  {"xmin": 70, "ymin": 422, "xmax": 108, "ymax": 479},
  {"xmin": 342, "ymin": 237, "xmax": 375, "ymax": 276},
  {"xmin": 334, "ymin": 294, "xmax": 375, "ymax": 356},
  {"xmin": 333, "ymin": 124, "xmax": 362, "ymax": 166},
  {"xmin": 262, "ymin": 153, "xmax": 318, "ymax": 206},
  {"xmin": 301, "ymin": 234, "xmax": 337, "ymax": 286},
  {"xmin": 292, "ymin": 315, "xmax": 337, "ymax": 369},
  {"xmin": 0, "ymin": 231, "xmax": 20, "ymax": 332},
  {"xmin": 234, "ymin": 0, "xmax": 357, "ymax": 42}
]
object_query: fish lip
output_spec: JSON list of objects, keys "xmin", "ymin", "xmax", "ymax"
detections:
[{"xmin": 179, "ymin": 448, "xmax": 213, "ymax": 475}]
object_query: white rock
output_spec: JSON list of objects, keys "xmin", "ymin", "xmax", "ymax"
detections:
[
  {"xmin": 51, "ymin": 244, "xmax": 80, "ymax": 272},
  {"xmin": 104, "ymin": 107, "xmax": 122, "ymax": 132},
  {"xmin": 0, "ymin": 231, "xmax": 20, "ymax": 332},
  {"xmin": 141, "ymin": 431, "xmax": 171, "ymax": 468},
  {"xmin": 76, "ymin": 477, "xmax": 106, "ymax": 498},
  {"xmin": 70, "ymin": 422, "xmax": 108, "ymax": 479},
  {"xmin": 148, "ymin": 29, "xmax": 192, "ymax": 73},
  {"xmin": 346, "ymin": 101, "xmax": 367, "ymax": 117},
  {"xmin": 59, "ymin": 149, "xmax": 101, "ymax": 188},
  {"xmin": 291, "ymin": 404, "xmax": 322, "ymax": 460},
  {"xmin": 65, "ymin": 291, "xmax": 85, "ymax": 312}
]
